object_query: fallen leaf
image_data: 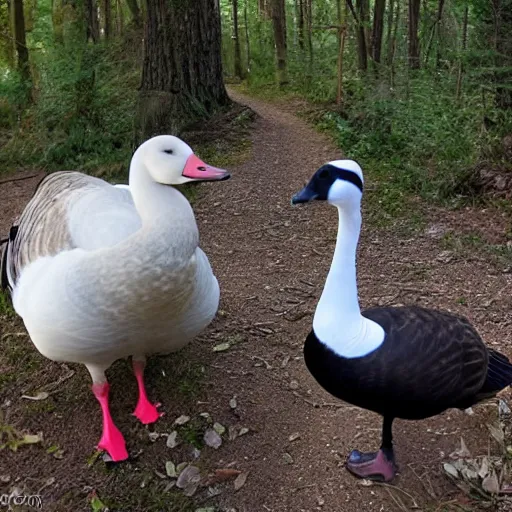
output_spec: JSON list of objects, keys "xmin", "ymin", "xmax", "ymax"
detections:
[
  {"xmin": 22, "ymin": 433, "xmax": 43, "ymax": 445},
  {"xmin": 443, "ymin": 463, "xmax": 459, "ymax": 478},
  {"xmin": 228, "ymin": 426, "xmax": 238, "ymax": 441},
  {"xmin": 282, "ymin": 453, "xmax": 294, "ymax": 465},
  {"xmin": 213, "ymin": 422, "xmax": 225, "ymax": 435},
  {"xmin": 204, "ymin": 429, "xmax": 222, "ymax": 449},
  {"xmin": 234, "ymin": 471, "xmax": 249, "ymax": 491},
  {"xmin": 164, "ymin": 481, "xmax": 176, "ymax": 492},
  {"xmin": 167, "ymin": 431, "xmax": 180, "ymax": 448},
  {"xmin": 213, "ymin": 342, "xmax": 231, "ymax": 352},
  {"xmin": 165, "ymin": 461, "xmax": 177, "ymax": 478},
  {"xmin": 177, "ymin": 462, "xmax": 188, "ymax": 474},
  {"xmin": 488, "ymin": 422, "xmax": 505, "ymax": 445},
  {"xmin": 177, "ymin": 466, "xmax": 201, "ymax": 497},
  {"xmin": 479, "ymin": 456, "xmax": 490, "ymax": 479},
  {"xmin": 499, "ymin": 399, "xmax": 511, "ymax": 417},
  {"xmin": 450, "ymin": 437, "xmax": 471, "ymax": 459},
  {"xmin": 21, "ymin": 392, "xmax": 49, "ymax": 401},
  {"xmin": 482, "ymin": 471, "xmax": 500, "ymax": 494},
  {"xmin": 203, "ymin": 468, "xmax": 242, "ymax": 486},
  {"xmin": 174, "ymin": 415, "xmax": 190, "ymax": 426},
  {"xmin": 89, "ymin": 492, "xmax": 107, "ymax": 512}
]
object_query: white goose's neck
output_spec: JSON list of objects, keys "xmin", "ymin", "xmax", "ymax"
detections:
[
  {"xmin": 127, "ymin": 152, "xmax": 199, "ymax": 261},
  {"xmin": 313, "ymin": 205, "xmax": 385, "ymax": 358}
]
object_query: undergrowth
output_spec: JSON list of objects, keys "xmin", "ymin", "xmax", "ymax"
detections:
[{"xmin": 237, "ymin": 70, "xmax": 512, "ymax": 225}]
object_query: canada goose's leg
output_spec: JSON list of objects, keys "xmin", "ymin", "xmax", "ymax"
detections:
[
  {"xmin": 87, "ymin": 364, "xmax": 128, "ymax": 462},
  {"xmin": 132, "ymin": 356, "xmax": 163, "ymax": 424},
  {"xmin": 346, "ymin": 416, "xmax": 397, "ymax": 482}
]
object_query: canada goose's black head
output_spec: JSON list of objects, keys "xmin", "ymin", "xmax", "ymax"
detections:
[{"xmin": 291, "ymin": 160, "xmax": 364, "ymax": 207}]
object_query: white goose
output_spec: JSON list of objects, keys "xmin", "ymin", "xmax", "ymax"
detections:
[{"xmin": 0, "ymin": 135, "xmax": 230, "ymax": 462}]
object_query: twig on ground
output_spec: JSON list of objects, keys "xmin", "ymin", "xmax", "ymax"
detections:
[
  {"xmin": 252, "ymin": 356, "xmax": 272, "ymax": 369},
  {"xmin": 0, "ymin": 173, "xmax": 42, "ymax": 186}
]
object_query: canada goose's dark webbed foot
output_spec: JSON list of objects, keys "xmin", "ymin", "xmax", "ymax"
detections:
[{"xmin": 346, "ymin": 448, "xmax": 397, "ymax": 482}]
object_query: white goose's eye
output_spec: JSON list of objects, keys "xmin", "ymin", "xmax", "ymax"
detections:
[{"xmin": 163, "ymin": 149, "xmax": 174, "ymax": 155}]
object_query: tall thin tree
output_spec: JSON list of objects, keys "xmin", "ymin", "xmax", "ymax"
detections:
[
  {"xmin": 371, "ymin": 0, "xmax": 386, "ymax": 64},
  {"xmin": 232, "ymin": 0, "xmax": 244, "ymax": 79},
  {"xmin": 13, "ymin": 0, "xmax": 30, "ymax": 83},
  {"xmin": 408, "ymin": 0, "xmax": 421, "ymax": 69},
  {"xmin": 271, "ymin": 0, "xmax": 287, "ymax": 85}
]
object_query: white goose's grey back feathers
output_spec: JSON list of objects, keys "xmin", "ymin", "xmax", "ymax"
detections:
[{"xmin": 1, "ymin": 171, "xmax": 140, "ymax": 293}]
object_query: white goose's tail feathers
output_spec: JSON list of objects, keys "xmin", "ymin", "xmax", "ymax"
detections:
[{"xmin": 1, "ymin": 225, "xmax": 17, "ymax": 294}]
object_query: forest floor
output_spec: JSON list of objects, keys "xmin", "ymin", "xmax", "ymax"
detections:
[{"xmin": 1, "ymin": 88, "xmax": 512, "ymax": 512}]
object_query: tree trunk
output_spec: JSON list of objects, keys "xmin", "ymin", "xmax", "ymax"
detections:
[
  {"xmin": 5, "ymin": 0, "xmax": 16, "ymax": 68},
  {"xmin": 455, "ymin": 4, "xmax": 468, "ymax": 100},
  {"xmin": 354, "ymin": 0, "xmax": 368, "ymax": 70},
  {"xmin": 52, "ymin": 0, "xmax": 64, "ymax": 43},
  {"xmin": 136, "ymin": 0, "xmax": 230, "ymax": 141},
  {"xmin": 361, "ymin": 0, "xmax": 370, "ymax": 53},
  {"xmin": 271, "ymin": 0, "xmax": 288, "ymax": 85},
  {"xmin": 232, "ymin": 0, "xmax": 244, "ymax": 79},
  {"xmin": 126, "ymin": 0, "xmax": 142, "ymax": 27},
  {"xmin": 336, "ymin": 0, "xmax": 346, "ymax": 105},
  {"xmin": 244, "ymin": 0, "xmax": 251, "ymax": 74},
  {"xmin": 297, "ymin": 0, "xmax": 304, "ymax": 50},
  {"xmin": 85, "ymin": 0, "xmax": 99, "ymax": 42},
  {"xmin": 493, "ymin": 0, "xmax": 512, "ymax": 109},
  {"xmin": 408, "ymin": 0, "xmax": 420, "ymax": 69},
  {"xmin": 371, "ymin": 0, "xmax": 385, "ymax": 63},
  {"xmin": 424, "ymin": 0, "xmax": 444, "ymax": 66},
  {"xmin": 13, "ymin": 0, "xmax": 30, "ymax": 82},
  {"xmin": 305, "ymin": 0, "xmax": 313, "ymax": 79},
  {"xmin": 258, "ymin": 0, "xmax": 270, "ymax": 18},
  {"xmin": 384, "ymin": 0, "xmax": 394, "ymax": 64},
  {"xmin": 103, "ymin": 0, "xmax": 111, "ymax": 38},
  {"xmin": 116, "ymin": 0, "xmax": 124, "ymax": 35}
]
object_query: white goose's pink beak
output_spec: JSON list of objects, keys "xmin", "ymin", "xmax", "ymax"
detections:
[{"xmin": 182, "ymin": 154, "xmax": 231, "ymax": 181}]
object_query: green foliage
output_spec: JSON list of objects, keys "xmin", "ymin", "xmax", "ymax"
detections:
[
  {"xmin": 316, "ymin": 76, "xmax": 485, "ymax": 201},
  {"xmin": 220, "ymin": 0, "xmax": 512, "ymax": 213},
  {"xmin": 0, "ymin": 0, "xmax": 141, "ymax": 177}
]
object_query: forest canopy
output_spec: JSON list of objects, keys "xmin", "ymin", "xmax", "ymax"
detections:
[{"xmin": 0, "ymin": 0, "xmax": 511, "ymax": 199}]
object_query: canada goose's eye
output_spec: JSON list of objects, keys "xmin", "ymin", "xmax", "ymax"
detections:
[
  {"xmin": 164, "ymin": 149, "xmax": 174, "ymax": 155},
  {"xmin": 318, "ymin": 169, "xmax": 330, "ymax": 180}
]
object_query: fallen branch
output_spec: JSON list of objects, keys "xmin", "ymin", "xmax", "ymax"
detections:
[{"xmin": 0, "ymin": 173, "xmax": 42, "ymax": 187}]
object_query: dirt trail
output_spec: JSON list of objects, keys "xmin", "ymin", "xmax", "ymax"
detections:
[
  {"xmin": 1, "ymin": 89, "xmax": 511, "ymax": 511},
  {"xmin": 194, "ymin": 89, "xmax": 512, "ymax": 511}
]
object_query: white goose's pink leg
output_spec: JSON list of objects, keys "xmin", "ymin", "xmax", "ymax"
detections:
[
  {"xmin": 87, "ymin": 365, "xmax": 128, "ymax": 462},
  {"xmin": 132, "ymin": 356, "xmax": 163, "ymax": 424}
]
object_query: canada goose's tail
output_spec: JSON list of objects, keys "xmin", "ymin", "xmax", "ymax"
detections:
[{"xmin": 476, "ymin": 349, "xmax": 512, "ymax": 401}]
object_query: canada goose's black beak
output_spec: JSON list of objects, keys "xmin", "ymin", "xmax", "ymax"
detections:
[{"xmin": 291, "ymin": 186, "xmax": 318, "ymax": 205}]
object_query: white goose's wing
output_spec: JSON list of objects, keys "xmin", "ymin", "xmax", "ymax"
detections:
[{"xmin": 1, "ymin": 172, "xmax": 141, "ymax": 293}]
